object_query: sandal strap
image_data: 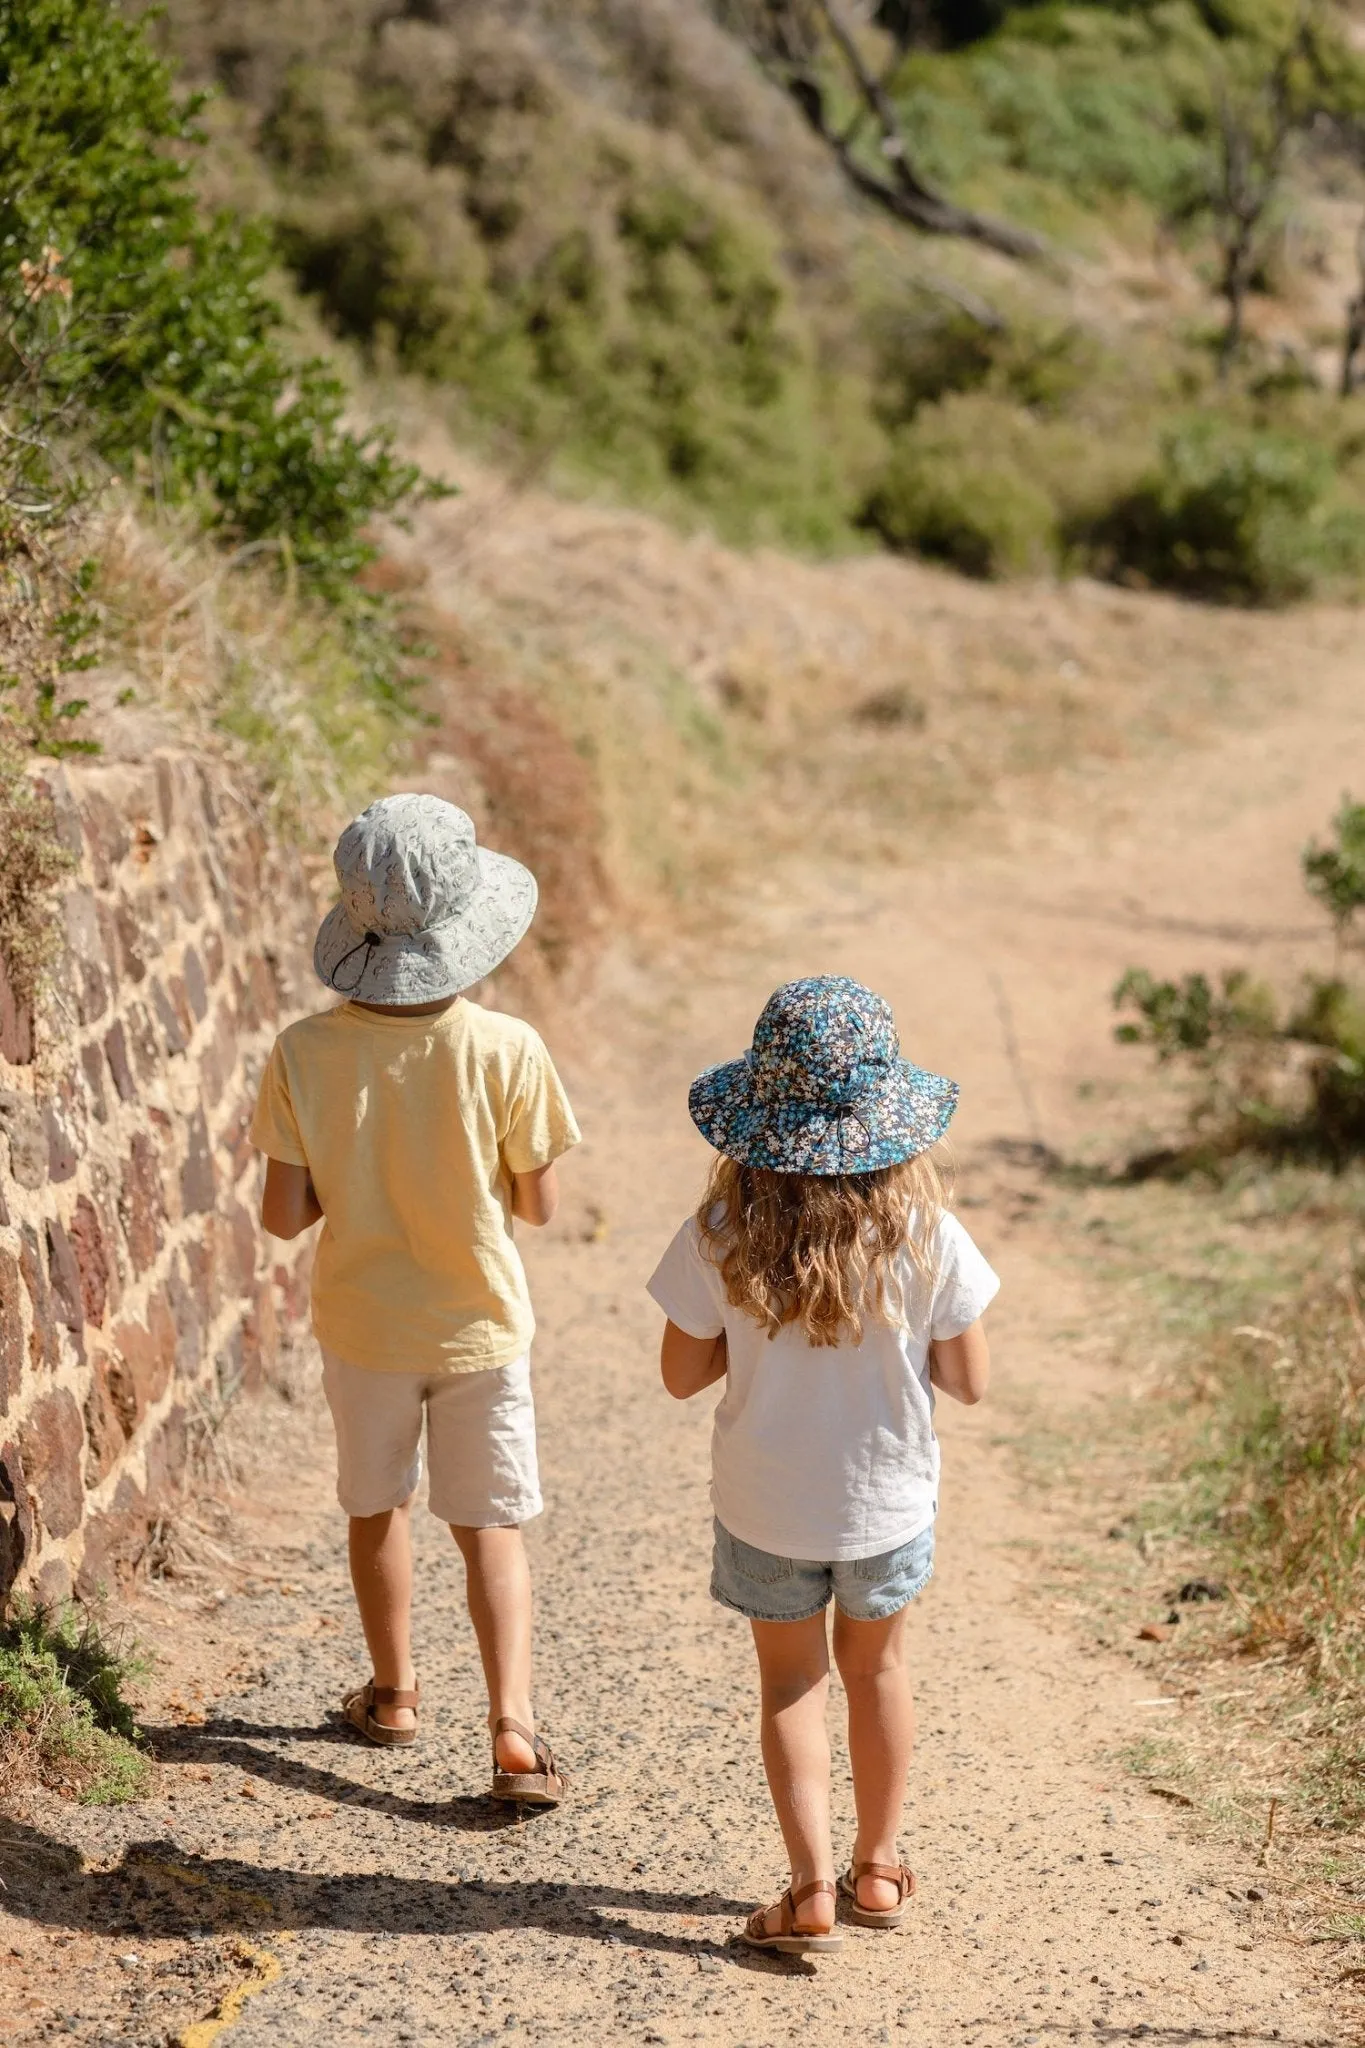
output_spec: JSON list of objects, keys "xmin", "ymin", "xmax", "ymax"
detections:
[
  {"xmin": 790, "ymin": 1878, "xmax": 836, "ymax": 1908},
  {"xmin": 492, "ymin": 1717, "xmax": 559, "ymax": 1778},
  {"xmin": 851, "ymin": 1861, "xmax": 913, "ymax": 1902},
  {"xmin": 370, "ymin": 1685, "xmax": 419, "ymax": 1709}
]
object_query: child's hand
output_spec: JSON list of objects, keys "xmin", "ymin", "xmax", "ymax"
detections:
[
  {"xmin": 928, "ymin": 1317, "xmax": 990, "ymax": 1405},
  {"xmin": 660, "ymin": 1322, "xmax": 728, "ymax": 1400},
  {"xmin": 261, "ymin": 1158, "xmax": 323, "ymax": 1239},
  {"xmin": 511, "ymin": 1162, "xmax": 559, "ymax": 1226}
]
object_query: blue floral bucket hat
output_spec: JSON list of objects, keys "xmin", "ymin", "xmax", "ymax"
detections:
[{"xmin": 688, "ymin": 975, "xmax": 958, "ymax": 1175}]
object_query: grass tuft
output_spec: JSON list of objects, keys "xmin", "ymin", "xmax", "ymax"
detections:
[{"xmin": 0, "ymin": 1600, "xmax": 150, "ymax": 1807}]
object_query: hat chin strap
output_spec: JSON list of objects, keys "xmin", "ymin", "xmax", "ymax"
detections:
[
  {"xmin": 332, "ymin": 928, "xmax": 383, "ymax": 993},
  {"xmin": 827, "ymin": 1099, "xmax": 872, "ymax": 1169}
]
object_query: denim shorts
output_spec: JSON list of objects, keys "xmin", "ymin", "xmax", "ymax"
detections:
[{"xmin": 710, "ymin": 1517, "xmax": 935, "ymax": 1624}]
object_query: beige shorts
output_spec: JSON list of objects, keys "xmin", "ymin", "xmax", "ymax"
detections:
[{"xmin": 320, "ymin": 1350, "xmax": 542, "ymax": 1526}]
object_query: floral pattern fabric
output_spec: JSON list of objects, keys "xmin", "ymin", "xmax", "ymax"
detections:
[{"xmin": 688, "ymin": 975, "xmax": 958, "ymax": 1175}]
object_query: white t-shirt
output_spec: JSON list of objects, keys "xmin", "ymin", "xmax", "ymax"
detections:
[{"xmin": 647, "ymin": 1210, "xmax": 999, "ymax": 1562}]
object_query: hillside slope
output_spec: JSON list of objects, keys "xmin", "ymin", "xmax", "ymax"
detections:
[{"xmin": 154, "ymin": 0, "xmax": 1365, "ymax": 596}]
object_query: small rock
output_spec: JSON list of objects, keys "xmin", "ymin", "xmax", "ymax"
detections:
[
  {"xmin": 117, "ymin": 1954, "xmax": 141, "ymax": 1970},
  {"xmin": 1247, "ymin": 1886, "xmax": 1265, "ymax": 1902},
  {"xmin": 696, "ymin": 1955, "xmax": 723, "ymax": 1975},
  {"xmin": 1137, "ymin": 1623, "xmax": 1171, "ymax": 1643},
  {"xmin": 1192, "ymin": 1958, "xmax": 1208, "ymax": 1972}
]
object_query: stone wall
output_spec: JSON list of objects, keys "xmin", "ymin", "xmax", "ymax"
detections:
[{"xmin": 0, "ymin": 751, "xmax": 315, "ymax": 1605}]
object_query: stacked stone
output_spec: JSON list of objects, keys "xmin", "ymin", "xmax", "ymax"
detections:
[{"xmin": 0, "ymin": 753, "xmax": 315, "ymax": 1604}]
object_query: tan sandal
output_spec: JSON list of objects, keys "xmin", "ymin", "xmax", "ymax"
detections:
[
  {"xmin": 839, "ymin": 1860, "xmax": 916, "ymax": 1927},
  {"xmin": 490, "ymin": 1716, "xmax": 564, "ymax": 1806},
  {"xmin": 340, "ymin": 1679, "xmax": 420, "ymax": 1748},
  {"xmin": 737, "ymin": 1878, "xmax": 843, "ymax": 1955}
]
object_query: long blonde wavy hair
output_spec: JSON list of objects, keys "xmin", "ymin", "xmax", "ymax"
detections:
[{"xmin": 696, "ymin": 1150, "xmax": 948, "ymax": 1349}]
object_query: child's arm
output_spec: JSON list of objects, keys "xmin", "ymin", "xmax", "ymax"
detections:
[
  {"xmin": 261, "ymin": 1158, "xmax": 323, "ymax": 1240},
  {"xmin": 510, "ymin": 1161, "xmax": 559, "ymax": 1226},
  {"xmin": 928, "ymin": 1316, "xmax": 991, "ymax": 1405},
  {"xmin": 660, "ymin": 1320, "xmax": 728, "ymax": 1401}
]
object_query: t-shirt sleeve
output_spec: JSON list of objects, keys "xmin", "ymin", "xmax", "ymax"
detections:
[
  {"xmin": 501, "ymin": 1032, "xmax": 583, "ymax": 1175},
  {"xmin": 249, "ymin": 1038, "xmax": 308, "ymax": 1166},
  {"xmin": 928, "ymin": 1212, "xmax": 1000, "ymax": 1340},
  {"xmin": 646, "ymin": 1219, "xmax": 726, "ymax": 1340}
]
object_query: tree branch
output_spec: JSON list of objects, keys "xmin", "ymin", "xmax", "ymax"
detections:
[{"xmin": 806, "ymin": 0, "xmax": 1045, "ymax": 260}]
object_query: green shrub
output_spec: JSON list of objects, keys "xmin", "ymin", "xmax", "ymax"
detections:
[
  {"xmin": 0, "ymin": 1600, "xmax": 149, "ymax": 1805},
  {"xmin": 256, "ymin": 39, "xmax": 849, "ymax": 544},
  {"xmin": 0, "ymin": 0, "xmax": 434, "ymax": 683},
  {"xmin": 1114, "ymin": 799, "xmax": 1365, "ymax": 1166},
  {"xmin": 1079, "ymin": 418, "xmax": 1365, "ymax": 605},
  {"xmin": 890, "ymin": 2, "xmax": 1223, "ymax": 220},
  {"xmin": 1303, "ymin": 797, "xmax": 1365, "ymax": 945},
  {"xmin": 870, "ymin": 299, "xmax": 1099, "ymax": 427},
  {"xmin": 860, "ymin": 396, "xmax": 1059, "ymax": 576}
]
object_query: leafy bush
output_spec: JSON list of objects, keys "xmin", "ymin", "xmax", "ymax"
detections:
[
  {"xmin": 1079, "ymin": 418, "xmax": 1365, "ymax": 605},
  {"xmin": 860, "ymin": 395, "xmax": 1059, "ymax": 576},
  {"xmin": 890, "ymin": 1, "xmax": 1223, "ymax": 220},
  {"xmin": 1303, "ymin": 796, "xmax": 1365, "ymax": 946},
  {"xmin": 1114, "ymin": 966, "xmax": 1279, "ymax": 1062},
  {"xmin": 0, "ymin": 1599, "xmax": 148, "ymax": 1805},
  {"xmin": 1115, "ymin": 799, "xmax": 1365, "ymax": 1165},
  {"xmin": 257, "ymin": 36, "xmax": 848, "ymax": 543},
  {"xmin": 0, "ymin": 0, "xmax": 433, "ymax": 650},
  {"xmin": 870, "ymin": 299, "xmax": 1099, "ymax": 427}
]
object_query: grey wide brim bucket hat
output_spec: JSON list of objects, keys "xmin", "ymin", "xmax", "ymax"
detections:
[
  {"xmin": 688, "ymin": 974, "xmax": 958, "ymax": 1175},
  {"xmin": 314, "ymin": 793, "xmax": 537, "ymax": 1004}
]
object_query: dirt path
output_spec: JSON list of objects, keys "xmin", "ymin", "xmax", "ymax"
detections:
[{"xmin": 5, "ymin": 647, "xmax": 1365, "ymax": 2046}]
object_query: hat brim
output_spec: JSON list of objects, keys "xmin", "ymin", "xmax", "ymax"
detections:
[
  {"xmin": 313, "ymin": 847, "xmax": 538, "ymax": 1002},
  {"xmin": 688, "ymin": 1054, "xmax": 958, "ymax": 1175}
]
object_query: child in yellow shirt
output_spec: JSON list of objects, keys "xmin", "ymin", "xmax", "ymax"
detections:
[{"xmin": 251, "ymin": 794, "xmax": 579, "ymax": 1802}]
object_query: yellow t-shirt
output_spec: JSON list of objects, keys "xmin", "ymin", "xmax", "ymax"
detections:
[{"xmin": 249, "ymin": 999, "xmax": 580, "ymax": 1373}]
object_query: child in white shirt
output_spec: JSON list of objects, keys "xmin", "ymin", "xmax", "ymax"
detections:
[{"xmin": 648, "ymin": 975, "xmax": 997, "ymax": 1953}]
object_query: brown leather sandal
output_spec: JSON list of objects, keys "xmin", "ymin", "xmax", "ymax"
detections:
[
  {"xmin": 737, "ymin": 1878, "xmax": 843, "ymax": 1955},
  {"xmin": 490, "ymin": 1716, "xmax": 565, "ymax": 1806},
  {"xmin": 838, "ymin": 1860, "xmax": 916, "ymax": 1928},
  {"xmin": 340, "ymin": 1679, "xmax": 420, "ymax": 1748}
]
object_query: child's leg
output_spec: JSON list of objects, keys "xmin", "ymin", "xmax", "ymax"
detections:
[
  {"xmin": 450, "ymin": 1524, "xmax": 539, "ymax": 1774},
  {"xmin": 832, "ymin": 1605, "xmax": 915, "ymax": 1912},
  {"xmin": 348, "ymin": 1501, "xmax": 419, "ymax": 1732},
  {"xmin": 749, "ymin": 1614, "xmax": 837, "ymax": 1934}
]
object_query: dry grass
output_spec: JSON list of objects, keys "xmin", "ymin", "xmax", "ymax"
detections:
[
  {"xmin": 387, "ymin": 428, "xmax": 1365, "ymax": 931},
  {"xmin": 89, "ymin": 504, "xmax": 405, "ymax": 836},
  {"xmin": 1027, "ymin": 1163, "xmax": 1365, "ymax": 1964}
]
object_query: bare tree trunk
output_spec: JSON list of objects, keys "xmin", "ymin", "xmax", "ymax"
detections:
[
  {"xmin": 1218, "ymin": 214, "xmax": 1258, "ymax": 380},
  {"xmin": 1341, "ymin": 214, "xmax": 1365, "ymax": 397},
  {"xmin": 1212, "ymin": 62, "xmax": 1294, "ymax": 381}
]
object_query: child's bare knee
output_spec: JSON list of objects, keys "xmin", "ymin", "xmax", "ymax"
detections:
[
  {"xmin": 762, "ymin": 1668, "xmax": 828, "ymax": 1714},
  {"xmin": 833, "ymin": 1620, "xmax": 907, "ymax": 1682}
]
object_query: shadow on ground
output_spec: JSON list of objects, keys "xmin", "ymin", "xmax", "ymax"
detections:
[{"xmin": 0, "ymin": 1810, "xmax": 763, "ymax": 1964}]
